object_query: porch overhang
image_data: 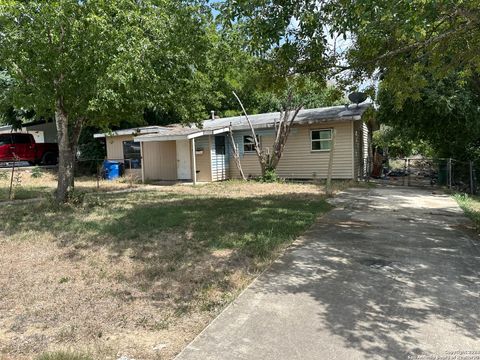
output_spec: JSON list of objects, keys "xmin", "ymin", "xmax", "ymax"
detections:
[
  {"xmin": 134, "ymin": 127, "xmax": 230, "ymax": 143},
  {"xmin": 134, "ymin": 131, "xmax": 203, "ymax": 142}
]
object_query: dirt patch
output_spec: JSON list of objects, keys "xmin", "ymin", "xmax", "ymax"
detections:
[
  {"xmin": 0, "ymin": 182, "xmax": 330, "ymax": 359},
  {"xmin": 0, "ymin": 232, "xmax": 249, "ymax": 359}
]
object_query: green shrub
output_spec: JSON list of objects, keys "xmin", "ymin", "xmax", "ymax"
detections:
[
  {"xmin": 259, "ymin": 169, "xmax": 279, "ymax": 183},
  {"xmin": 31, "ymin": 166, "xmax": 44, "ymax": 178}
]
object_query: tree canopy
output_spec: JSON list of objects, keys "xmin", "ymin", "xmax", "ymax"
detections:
[
  {"xmin": 376, "ymin": 71, "xmax": 480, "ymax": 160},
  {"xmin": 0, "ymin": 0, "xmax": 215, "ymax": 201},
  {"xmin": 220, "ymin": 0, "xmax": 480, "ymax": 159},
  {"xmin": 220, "ymin": 1, "xmax": 480, "ymax": 93}
]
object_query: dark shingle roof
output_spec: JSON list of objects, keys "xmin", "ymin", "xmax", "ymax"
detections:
[
  {"xmin": 201, "ymin": 103, "xmax": 371, "ymax": 131},
  {"xmin": 133, "ymin": 103, "xmax": 372, "ymax": 142}
]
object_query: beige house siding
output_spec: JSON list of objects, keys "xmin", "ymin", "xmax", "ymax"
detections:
[
  {"xmin": 230, "ymin": 121, "xmax": 356, "ymax": 179},
  {"xmin": 143, "ymin": 141, "xmax": 177, "ymax": 181},
  {"xmin": 105, "ymin": 135, "xmax": 132, "ymax": 161},
  {"xmin": 230, "ymin": 153, "xmax": 262, "ymax": 179},
  {"xmin": 353, "ymin": 121, "xmax": 370, "ymax": 179}
]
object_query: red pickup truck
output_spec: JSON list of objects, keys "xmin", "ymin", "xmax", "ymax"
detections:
[{"xmin": 0, "ymin": 133, "xmax": 59, "ymax": 165}]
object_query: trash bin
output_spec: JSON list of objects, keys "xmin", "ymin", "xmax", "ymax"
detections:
[{"xmin": 103, "ymin": 160, "xmax": 123, "ymax": 180}]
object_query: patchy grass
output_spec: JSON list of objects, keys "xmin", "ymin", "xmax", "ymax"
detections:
[
  {"xmin": 454, "ymin": 193, "xmax": 480, "ymax": 231},
  {"xmin": 0, "ymin": 168, "xmax": 141, "ymax": 201},
  {"xmin": 0, "ymin": 181, "xmax": 331, "ymax": 360},
  {"xmin": 36, "ymin": 352, "xmax": 93, "ymax": 360}
]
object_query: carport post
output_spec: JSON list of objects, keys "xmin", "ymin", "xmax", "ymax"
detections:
[
  {"xmin": 140, "ymin": 142, "xmax": 145, "ymax": 184},
  {"xmin": 191, "ymin": 137, "xmax": 197, "ymax": 185}
]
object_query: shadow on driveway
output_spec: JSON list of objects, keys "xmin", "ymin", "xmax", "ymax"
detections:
[{"xmin": 176, "ymin": 187, "xmax": 480, "ymax": 360}]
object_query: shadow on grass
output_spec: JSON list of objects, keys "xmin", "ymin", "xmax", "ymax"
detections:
[
  {"xmin": 0, "ymin": 185, "xmax": 53, "ymax": 201},
  {"xmin": 1, "ymin": 191, "xmax": 331, "ymax": 299},
  {"xmin": 455, "ymin": 193, "xmax": 480, "ymax": 232}
]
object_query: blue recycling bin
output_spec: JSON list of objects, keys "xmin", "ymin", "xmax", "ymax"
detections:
[{"xmin": 103, "ymin": 160, "xmax": 123, "ymax": 180}]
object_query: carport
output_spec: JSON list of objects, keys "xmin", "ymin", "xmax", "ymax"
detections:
[{"xmin": 134, "ymin": 126, "xmax": 229, "ymax": 184}]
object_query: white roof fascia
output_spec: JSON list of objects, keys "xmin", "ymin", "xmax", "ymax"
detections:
[
  {"xmin": 229, "ymin": 123, "xmax": 276, "ymax": 131},
  {"xmin": 205, "ymin": 127, "xmax": 230, "ymax": 135},
  {"xmin": 134, "ymin": 131, "xmax": 204, "ymax": 142},
  {"xmin": 186, "ymin": 131, "xmax": 205, "ymax": 139},
  {"xmin": 94, "ymin": 126, "xmax": 167, "ymax": 139}
]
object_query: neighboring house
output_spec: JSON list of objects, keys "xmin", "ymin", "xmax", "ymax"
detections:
[
  {"xmin": 94, "ymin": 104, "xmax": 374, "ymax": 183},
  {"xmin": 0, "ymin": 120, "xmax": 57, "ymax": 143}
]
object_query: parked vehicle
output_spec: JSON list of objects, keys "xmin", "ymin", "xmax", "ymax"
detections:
[{"xmin": 0, "ymin": 133, "xmax": 58, "ymax": 165}]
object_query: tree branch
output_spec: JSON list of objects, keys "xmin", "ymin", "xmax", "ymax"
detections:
[{"xmin": 232, "ymin": 91, "xmax": 263, "ymax": 160}]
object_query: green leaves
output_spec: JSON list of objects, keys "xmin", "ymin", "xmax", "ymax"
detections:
[
  {"xmin": 221, "ymin": 0, "xmax": 480, "ymax": 105},
  {"xmin": 0, "ymin": 0, "xmax": 217, "ymax": 128},
  {"xmin": 377, "ymin": 72, "xmax": 480, "ymax": 159}
]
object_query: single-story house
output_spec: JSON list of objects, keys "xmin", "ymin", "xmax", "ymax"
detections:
[
  {"xmin": 94, "ymin": 104, "xmax": 374, "ymax": 183},
  {"xmin": 0, "ymin": 120, "xmax": 57, "ymax": 143}
]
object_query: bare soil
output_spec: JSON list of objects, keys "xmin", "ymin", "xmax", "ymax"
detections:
[{"xmin": 0, "ymin": 181, "xmax": 332, "ymax": 360}]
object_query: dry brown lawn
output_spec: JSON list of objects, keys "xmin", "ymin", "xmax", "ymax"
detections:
[
  {"xmin": 0, "ymin": 168, "xmax": 141, "ymax": 201},
  {"xmin": 0, "ymin": 180, "xmax": 336, "ymax": 360}
]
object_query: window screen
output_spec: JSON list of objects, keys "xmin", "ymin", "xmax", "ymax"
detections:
[
  {"xmin": 243, "ymin": 135, "xmax": 258, "ymax": 152},
  {"xmin": 311, "ymin": 130, "xmax": 332, "ymax": 151},
  {"xmin": 122, "ymin": 140, "xmax": 141, "ymax": 168}
]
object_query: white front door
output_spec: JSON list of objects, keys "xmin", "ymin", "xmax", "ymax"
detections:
[{"xmin": 176, "ymin": 140, "xmax": 192, "ymax": 180}]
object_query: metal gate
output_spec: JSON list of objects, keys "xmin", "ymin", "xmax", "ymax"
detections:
[{"xmin": 368, "ymin": 157, "xmax": 479, "ymax": 194}]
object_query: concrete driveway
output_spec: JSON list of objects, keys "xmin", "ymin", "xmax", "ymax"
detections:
[{"xmin": 176, "ymin": 187, "xmax": 480, "ymax": 360}]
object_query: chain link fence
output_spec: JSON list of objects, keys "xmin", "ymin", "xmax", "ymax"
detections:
[
  {"xmin": 75, "ymin": 157, "xmax": 143, "ymax": 187},
  {"xmin": 367, "ymin": 156, "xmax": 479, "ymax": 194},
  {"xmin": 0, "ymin": 158, "xmax": 143, "ymax": 201}
]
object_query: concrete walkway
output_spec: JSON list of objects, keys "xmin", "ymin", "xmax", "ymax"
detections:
[{"xmin": 176, "ymin": 187, "xmax": 480, "ymax": 360}]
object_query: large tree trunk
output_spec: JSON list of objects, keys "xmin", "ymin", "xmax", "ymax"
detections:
[{"xmin": 55, "ymin": 97, "xmax": 75, "ymax": 203}]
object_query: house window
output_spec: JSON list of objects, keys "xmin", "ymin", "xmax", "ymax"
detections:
[
  {"xmin": 122, "ymin": 140, "xmax": 141, "ymax": 168},
  {"xmin": 311, "ymin": 129, "xmax": 332, "ymax": 151},
  {"xmin": 215, "ymin": 136, "xmax": 226, "ymax": 155},
  {"xmin": 243, "ymin": 135, "xmax": 258, "ymax": 153}
]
